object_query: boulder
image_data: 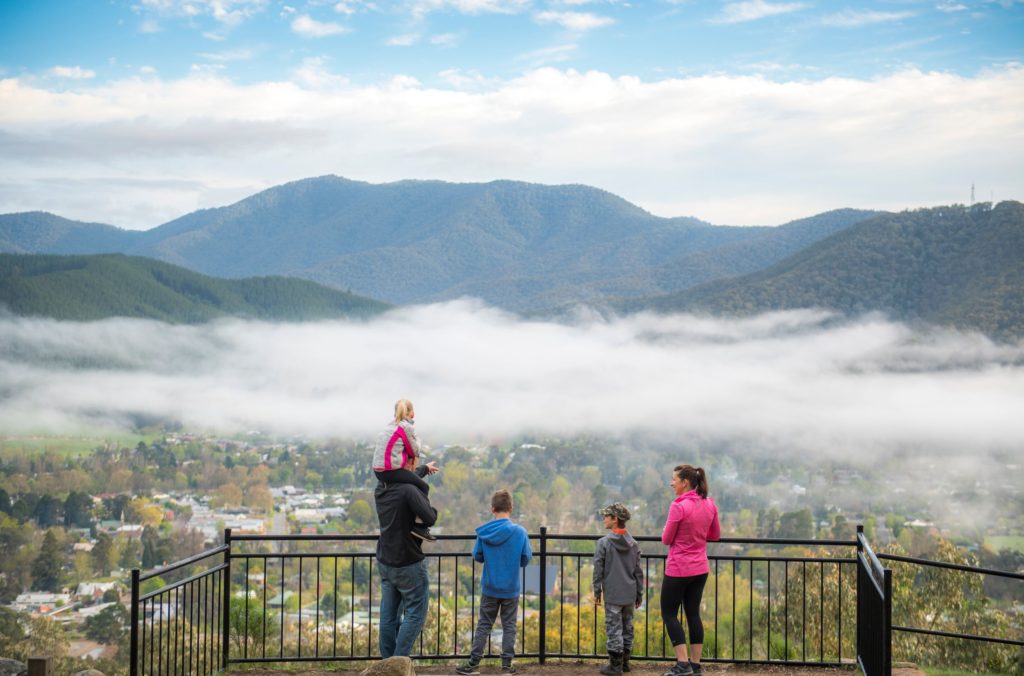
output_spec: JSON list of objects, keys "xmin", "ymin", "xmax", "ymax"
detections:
[
  {"xmin": 359, "ymin": 656, "xmax": 414, "ymax": 676},
  {"xmin": 0, "ymin": 658, "xmax": 26, "ymax": 676},
  {"xmin": 72, "ymin": 670, "xmax": 106, "ymax": 676}
]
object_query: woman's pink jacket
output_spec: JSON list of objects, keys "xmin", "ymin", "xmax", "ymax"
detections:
[{"xmin": 661, "ymin": 489, "xmax": 721, "ymax": 577}]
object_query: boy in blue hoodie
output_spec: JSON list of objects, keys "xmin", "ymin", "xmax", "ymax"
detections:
[{"xmin": 456, "ymin": 489, "xmax": 532, "ymax": 675}]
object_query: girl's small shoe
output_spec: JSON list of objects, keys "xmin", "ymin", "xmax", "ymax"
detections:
[{"xmin": 411, "ymin": 525, "xmax": 437, "ymax": 541}]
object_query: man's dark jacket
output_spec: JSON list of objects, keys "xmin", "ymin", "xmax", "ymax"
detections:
[{"xmin": 374, "ymin": 478, "xmax": 437, "ymax": 568}]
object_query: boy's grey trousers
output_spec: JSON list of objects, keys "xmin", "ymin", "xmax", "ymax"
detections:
[
  {"xmin": 469, "ymin": 594, "xmax": 519, "ymax": 663},
  {"xmin": 604, "ymin": 603, "xmax": 635, "ymax": 653}
]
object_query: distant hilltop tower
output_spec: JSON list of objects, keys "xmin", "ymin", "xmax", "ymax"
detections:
[{"xmin": 970, "ymin": 182, "xmax": 975, "ymax": 205}]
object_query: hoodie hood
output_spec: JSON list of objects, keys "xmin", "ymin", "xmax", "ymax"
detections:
[
  {"xmin": 608, "ymin": 531, "xmax": 636, "ymax": 553},
  {"xmin": 476, "ymin": 517, "xmax": 517, "ymax": 546}
]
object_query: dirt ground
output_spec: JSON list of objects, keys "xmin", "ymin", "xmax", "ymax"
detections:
[{"xmin": 232, "ymin": 659, "xmax": 925, "ymax": 676}]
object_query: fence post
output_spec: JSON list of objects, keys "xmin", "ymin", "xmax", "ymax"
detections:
[
  {"xmin": 130, "ymin": 568, "xmax": 139, "ymax": 676},
  {"xmin": 882, "ymin": 567, "xmax": 892, "ymax": 675},
  {"xmin": 856, "ymin": 524, "xmax": 863, "ymax": 664},
  {"xmin": 539, "ymin": 526, "xmax": 547, "ymax": 664},
  {"xmin": 222, "ymin": 528, "xmax": 232, "ymax": 669}
]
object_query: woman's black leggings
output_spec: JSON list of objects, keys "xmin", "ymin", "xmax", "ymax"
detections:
[{"xmin": 660, "ymin": 573, "xmax": 708, "ymax": 646}]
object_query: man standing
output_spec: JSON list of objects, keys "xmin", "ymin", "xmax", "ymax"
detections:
[{"xmin": 374, "ymin": 454, "xmax": 438, "ymax": 657}]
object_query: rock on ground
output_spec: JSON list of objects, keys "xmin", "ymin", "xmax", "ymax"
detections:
[
  {"xmin": 0, "ymin": 658, "xmax": 26, "ymax": 676},
  {"xmin": 360, "ymin": 656, "xmax": 415, "ymax": 676}
]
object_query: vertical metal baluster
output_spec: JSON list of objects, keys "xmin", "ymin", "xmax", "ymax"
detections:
[
  {"xmin": 334, "ymin": 555, "xmax": 339, "ymax": 657},
  {"xmin": 784, "ymin": 560, "xmax": 789, "ymax": 661},
  {"xmin": 244, "ymin": 558, "xmax": 250, "ymax": 658},
  {"xmin": 748, "ymin": 560, "xmax": 753, "ymax": 661},
  {"xmin": 316, "ymin": 556, "xmax": 321, "ymax": 658},
  {"xmin": 368, "ymin": 557, "xmax": 374, "ymax": 657},
  {"xmin": 298, "ymin": 557, "xmax": 303, "ymax": 657},
  {"xmin": 437, "ymin": 555, "xmax": 442, "ymax": 656},
  {"xmin": 268, "ymin": 557, "xmax": 272, "ymax": 655},
  {"xmin": 561, "ymin": 553, "xmax": 569, "ymax": 655},
  {"xmin": 157, "ymin": 592, "xmax": 163, "ymax": 676},
  {"xmin": 802, "ymin": 562, "xmax": 806, "ymax": 662},
  {"xmin": 520, "ymin": 563, "xmax": 526, "ymax": 655},
  {"xmin": 644, "ymin": 557, "xmax": 649, "ymax": 660},
  {"xmin": 576, "ymin": 555, "xmax": 581, "ymax": 657},
  {"xmin": 767, "ymin": 560, "xmax": 771, "ymax": 660},
  {"xmin": 837, "ymin": 562, "xmax": 842, "ymax": 663},
  {"xmin": 819, "ymin": 561, "xmax": 823, "ymax": 661},
  {"xmin": 714, "ymin": 559, "xmax": 718, "ymax": 659},
  {"xmin": 140, "ymin": 597, "xmax": 146, "ymax": 676},
  {"xmin": 351, "ymin": 557, "xmax": 356, "ymax": 657},
  {"xmin": 173, "ymin": 585, "xmax": 178, "ymax": 676},
  {"xmin": 732, "ymin": 560, "xmax": 736, "ymax": 660},
  {"xmin": 471, "ymin": 558, "xmax": 476, "ymax": 658},
  {"xmin": 280, "ymin": 556, "xmax": 285, "ymax": 658},
  {"xmin": 455, "ymin": 556, "xmax": 460, "ymax": 656}
]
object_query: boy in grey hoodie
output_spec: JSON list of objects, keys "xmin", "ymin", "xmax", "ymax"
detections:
[{"xmin": 593, "ymin": 503, "xmax": 644, "ymax": 676}]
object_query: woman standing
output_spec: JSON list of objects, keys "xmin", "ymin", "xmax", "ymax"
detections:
[{"xmin": 660, "ymin": 464, "xmax": 720, "ymax": 676}]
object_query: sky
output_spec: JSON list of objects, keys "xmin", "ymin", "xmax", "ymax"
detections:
[
  {"xmin": 2, "ymin": 306, "xmax": 1023, "ymax": 460},
  {"xmin": 0, "ymin": 0, "xmax": 1022, "ymax": 227}
]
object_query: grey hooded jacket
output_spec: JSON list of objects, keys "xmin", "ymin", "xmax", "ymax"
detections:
[{"xmin": 593, "ymin": 531, "xmax": 644, "ymax": 606}]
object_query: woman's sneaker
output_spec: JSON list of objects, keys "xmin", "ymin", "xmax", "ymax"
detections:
[
  {"xmin": 502, "ymin": 663, "xmax": 518, "ymax": 674},
  {"xmin": 688, "ymin": 661, "xmax": 703, "ymax": 675},
  {"xmin": 661, "ymin": 662, "xmax": 694, "ymax": 676},
  {"xmin": 455, "ymin": 660, "xmax": 480, "ymax": 675}
]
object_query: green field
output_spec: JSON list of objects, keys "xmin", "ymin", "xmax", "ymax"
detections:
[
  {"xmin": 985, "ymin": 535, "xmax": 1024, "ymax": 553},
  {"xmin": 0, "ymin": 434, "xmax": 155, "ymax": 458}
]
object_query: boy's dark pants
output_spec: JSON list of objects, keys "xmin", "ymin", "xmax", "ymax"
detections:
[
  {"xmin": 469, "ymin": 594, "xmax": 519, "ymax": 663},
  {"xmin": 604, "ymin": 603, "xmax": 634, "ymax": 653}
]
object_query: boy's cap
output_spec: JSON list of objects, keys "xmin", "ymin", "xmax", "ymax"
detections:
[{"xmin": 601, "ymin": 503, "xmax": 631, "ymax": 522}]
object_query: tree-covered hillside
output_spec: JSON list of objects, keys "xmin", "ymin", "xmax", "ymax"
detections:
[
  {"xmin": 636, "ymin": 202, "xmax": 1024, "ymax": 338},
  {"xmin": 0, "ymin": 177, "xmax": 879, "ymax": 311},
  {"xmin": 0, "ymin": 253, "xmax": 389, "ymax": 323}
]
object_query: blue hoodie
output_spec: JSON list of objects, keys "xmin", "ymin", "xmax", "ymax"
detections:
[{"xmin": 473, "ymin": 518, "xmax": 533, "ymax": 599}]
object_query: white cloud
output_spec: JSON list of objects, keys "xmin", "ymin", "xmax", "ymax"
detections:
[
  {"xmin": 514, "ymin": 43, "xmax": 578, "ymax": 65},
  {"xmin": 134, "ymin": 0, "xmax": 268, "ymax": 26},
  {"xmin": 821, "ymin": 10, "xmax": 916, "ymax": 27},
  {"xmin": 386, "ymin": 33, "xmax": 421, "ymax": 46},
  {"xmin": 936, "ymin": 1, "xmax": 968, "ymax": 11},
  {"xmin": 1, "ymin": 309, "xmax": 1022, "ymax": 462},
  {"xmin": 47, "ymin": 66, "xmax": 97, "ymax": 79},
  {"xmin": 0, "ymin": 66, "xmax": 1021, "ymax": 226},
  {"xmin": 710, "ymin": 0, "xmax": 808, "ymax": 24},
  {"xmin": 140, "ymin": 18, "xmax": 162, "ymax": 32},
  {"xmin": 430, "ymin": 32, "xmax": 461, "ymax": 46},
  {"xmin": 407, "ymin": 0, "xmax": 531, "ymax": 16},
  {"xmin": 533, "ymin": 10, "xmax": 615, "ymax": 30},
  {"xmin": 198, "ymin": 48, "xmax": 255, "ymax": 61},
  {"xmin": 291, "ymin": 14, "xmax": 350, "ymax": 37}
]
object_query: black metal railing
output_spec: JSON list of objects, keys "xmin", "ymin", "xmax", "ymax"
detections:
[
  {"xmin": 877, "ymin": 550, "xmax": 1024, "ymax": 653},
  {"xmin": 131, "ymin": 527, "xmax": 876, "ymax": 674},
  {"xmin": 130, "ymin": 545, "xmax": 229, "ymax": 676}
]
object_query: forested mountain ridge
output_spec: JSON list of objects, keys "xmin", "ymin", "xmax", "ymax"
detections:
[
  {"xmin": 0, "ymin": 253, "xmax": 389, "ymax": 323},
  {"xmin": 633, "ymin": 202, "xmax": 1024, "ymax": 338},
  {"xmin": 0, "ymin": 176, "xmax": 879, "ymax": 310}
]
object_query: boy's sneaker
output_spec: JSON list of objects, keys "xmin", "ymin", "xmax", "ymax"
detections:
[
  {"xmin": 455, "ymin": 661, "xmax": 480, "ymax": 675},
  {"xmin": 501, "ymin": 663, "xmax": 518, "ymax": 674},
  {"xmin": 411, "ymin": 525, "xmax": 437, "ymax": 542}
]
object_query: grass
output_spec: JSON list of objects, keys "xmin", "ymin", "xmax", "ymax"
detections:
[
  {"xmin": 0, "ymin": 432, "xmax": 156, "ymax": 458},
  {"xmin": 985, "ymin": 535, "xmax": 1024, "ymax": 553}
]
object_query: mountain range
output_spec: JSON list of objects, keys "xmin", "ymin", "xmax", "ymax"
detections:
[
  {"xmin": 1, "ymin": 177, "xmax": 1022, "ymax": 337},
  {"xmin": 635, "ymin": 201, "xmax": 1024, "ymax": 338},
  {"xmin": 0, "ymin": 176, "xmax": 877, "ymax": 310}
]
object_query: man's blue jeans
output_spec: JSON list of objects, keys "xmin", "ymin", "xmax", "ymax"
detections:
[{"xmin": 378, "ymin": 559, "xmax": 429, "ymax": 657}]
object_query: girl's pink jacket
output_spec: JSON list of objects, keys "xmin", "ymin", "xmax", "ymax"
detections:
[{"xmin": 661, "ymin": 489, "xmax": 721, "ymax": 577}]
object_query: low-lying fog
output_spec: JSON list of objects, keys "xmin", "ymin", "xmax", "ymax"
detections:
[{"xmin": 2, "ymin": 302, "xmax": 1022, "ymax": 461}]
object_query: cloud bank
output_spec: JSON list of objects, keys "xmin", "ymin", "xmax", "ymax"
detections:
[
  {"xmin": 1, "ymin": 65, "xmax": 1021, "ymax": 228},
  {"xmin": 2, "ymin": 303, "xmax": 1022, "ymax": 460}
]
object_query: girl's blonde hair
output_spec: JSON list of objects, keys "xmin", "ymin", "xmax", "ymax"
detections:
[{"xmin": 393, "ymin": 399, "xmax": 415, "ymax": 424}]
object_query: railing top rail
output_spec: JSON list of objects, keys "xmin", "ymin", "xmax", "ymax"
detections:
[
  {"xmin": 857, "ymin": 531, "xmax": 887, "ymax": 581},
  {"xmin": 233, "ymin": 531, "xmax": 857, "ymax": 547},
  {"xmin": 137, "ymin": 544, "xmax": 229, "ymax": 582},
  {"xmin": 878, "ymin": 551, "xmax": 1024, "ymax": 580}
]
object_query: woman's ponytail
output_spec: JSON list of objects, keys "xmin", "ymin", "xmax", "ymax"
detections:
[{"xmin": 674, "ymin": 464, "xmax": 709, "ymax": 498}]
